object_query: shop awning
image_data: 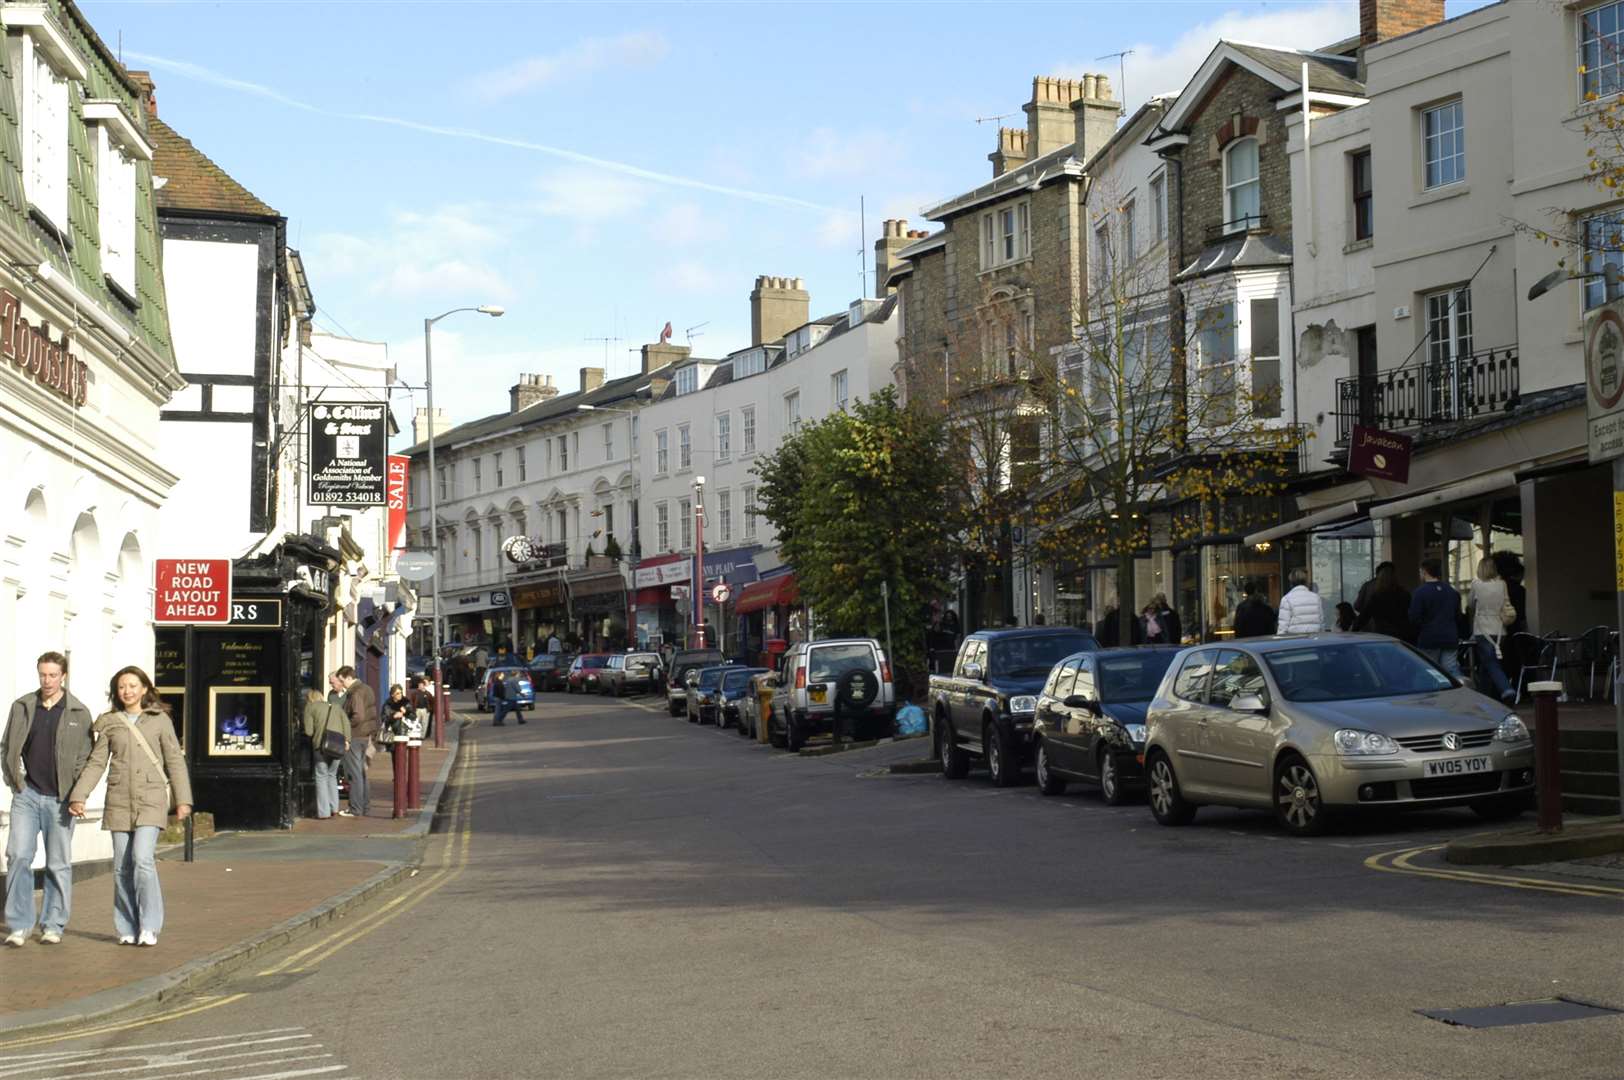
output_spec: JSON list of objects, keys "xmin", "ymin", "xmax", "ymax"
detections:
[
  {"xmin": 1368, "ymin": 469, "xmax": 1519, "ymax": 521},
  {"xmin": 735, "ymin": 573, "xmax": 798, "ymax": 615},
  {"xmin": 1243, "ymin": 500, "xmax": 1364, "ymax": 547}
]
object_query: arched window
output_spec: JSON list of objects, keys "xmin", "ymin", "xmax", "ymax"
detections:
[{"xmin": 1224, "ymin": 138, "xmax": 1260, "ymax": 232}]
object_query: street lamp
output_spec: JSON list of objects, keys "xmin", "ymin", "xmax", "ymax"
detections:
[
  {"xmin": 423, "ymin": 304, "xmax": 504, "ymax": 746},
  {"xmin": 693, "ymin": 474, "xmax": 706, "ymax": 648}
]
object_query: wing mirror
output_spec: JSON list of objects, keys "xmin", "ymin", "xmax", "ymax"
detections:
[
  {"xmin": 1062, "ymin": 694, "xmax": 1100, "ymax": 713},
  {"xmin": 1231, "ymin": 693, "xmax": 1270, "ymax": 714},
  {"xmin": 962, "ymin": 662, "xmax": 984, "ymax": 681}
]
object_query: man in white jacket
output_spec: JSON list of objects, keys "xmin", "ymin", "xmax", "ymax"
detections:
[{"xmin": 1277, "ymin": 570, "xmax": 1325, "ymax": 634}]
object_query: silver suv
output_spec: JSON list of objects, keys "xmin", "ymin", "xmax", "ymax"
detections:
[{"xmin": 768, "ymin": 638, "xmax": 895, "ymax": 751}]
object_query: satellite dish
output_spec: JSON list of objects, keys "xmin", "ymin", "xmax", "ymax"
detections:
[{"xmin": 395, "ymin": 552, "xmax": 435, "ymax": 582}]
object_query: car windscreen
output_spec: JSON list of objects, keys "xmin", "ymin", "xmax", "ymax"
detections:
[
  {"xmin": 989, "ymin": 634, "xmax": 1097, "ymax": 679},
  {"xmin": 807, "ymin": 644, "xmax": 875, "ymax": 682},
  {"xmin": 697, "ymin": 667, "xmax": 726, "ymax": 689},
  {"xmin": 1264, "ymin": 641, "xmax": 1455, "ymax": 702},
  {"xmin": 580, "ymin": 656, "xmax": 608, "ymax": 669},
  {"xmin": 721, "ymin": 670, "xmax": 757, "ymax": 691},
  {"xmin": 1097, "ymin": 652, "xmax": 1178, "ymax": 701}
]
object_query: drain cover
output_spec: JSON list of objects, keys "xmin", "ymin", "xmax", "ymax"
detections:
[{"xmin": 1419, "ymin": 997, "xmax": 1623, "ymax": 1028}]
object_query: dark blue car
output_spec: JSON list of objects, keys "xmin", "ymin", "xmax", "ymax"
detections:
[
  {"xmin": 1032, "ymin": 646, "xmax": 1182, "ymax": 804},
  {"xmin": 716, "ymin": 667, "xmax": 768, "ymax": 731}
]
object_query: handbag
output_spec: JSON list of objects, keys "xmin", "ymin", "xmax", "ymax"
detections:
[
  {"xmin": 1498, "ymin": 598, "xmax": 1517, "ymax": 627},
  {"xmin": 319, "ymin": 727, "xmax": 348, "ymax": 760}
]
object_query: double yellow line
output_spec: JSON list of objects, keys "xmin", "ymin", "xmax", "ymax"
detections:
[
  {"xmin": 0, "ymin": 737, "xmax": 482, "ymax": 1052},
  {"xmin": 1366, "ymin": 843, "xmax": 1624, "ymax": 899}
]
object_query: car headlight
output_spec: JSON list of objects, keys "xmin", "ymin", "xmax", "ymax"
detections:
[
  {"xmin": 1008, "ymin": 695, "xmax": 1037, "ymax": 714},
  {"xmin": 1494, "ymin": 714, "xmax": 1531, "ymax": 743},
  {"xmin": 1122, "ymin": 723, "xmax": 1147, "ymax": 744},
  {"xmin": 1334, "ymin": 728, "xmax": 1399, "ymax": 755}
]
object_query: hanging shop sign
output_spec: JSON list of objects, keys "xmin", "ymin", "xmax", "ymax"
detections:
[
  {"xmin": 0, "ymin": 289, "xmax": 88, "ymax": 407},
  {"xmin": 308, "ymin": 401, "xmax": 388, "ymax": 505},
  {"xmin": 634, "ymin": 561, "xmax": 692, "ymax": 588},
  {"xmin": 153, "ymin": 558, "xmax": 232, "ymax": 624},
  {"xmin": 1586, "ymin": 302, "xmax": 1624, "ymax": 464},
  {"xmin": 387, "ymin": 455, "xmax": 409, "ymax": 550},
  {"xmin": 1347, "ymin": 425, "xmax": 1413, "ymax": 484}
]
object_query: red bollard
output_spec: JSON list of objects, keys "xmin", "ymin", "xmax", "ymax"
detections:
[
  {"xmin": 391, "ymin": 738, "xmax": 407, "ymax": 820},
  {"xmin": 434, "ymin": 672, "xmax": 448, "ymax": 749},
  {"xmin": 407, "ymin": 743, "xmax": 421, "ymax": 810},
  {"xmin": 1529, "ymin": 681, "xmax": 1564, "ymax": 833}
]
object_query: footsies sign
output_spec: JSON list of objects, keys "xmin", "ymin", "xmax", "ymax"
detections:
[{"xmin": 309, "ymin": 402, "xmax": 388, "ymax": 506}]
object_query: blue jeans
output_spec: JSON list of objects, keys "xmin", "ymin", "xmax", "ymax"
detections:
[
  {"xmin": 492, "ymin": 700, "xmax": 511, "ymax": 725},
  {"xmin": 4, "ymin": 786, "xmax": 75, "ymax": 935},
  {"xmin": 313, "ymin": 755, "xmax": 341, "ymax": 818},
  {"xmin": 110, "ymin": 827, "xmax": 162, "ymax": 939},
  {"xmin": 1421, "ymin": 646, "xmax": 1462, "ymax": 679},
  {"xmin": 1474, "ymin": 636, "xmax": 1514, "ymax": 700}
]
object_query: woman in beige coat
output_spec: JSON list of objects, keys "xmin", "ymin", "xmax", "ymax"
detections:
[{"xmin": 67, "ymin": 666, "xmax": 192, "ymax": 947}]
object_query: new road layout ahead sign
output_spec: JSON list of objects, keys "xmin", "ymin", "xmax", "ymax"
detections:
[{"xmin": 153, "ymin": 558, "xmax": 232, "ymax": 624}]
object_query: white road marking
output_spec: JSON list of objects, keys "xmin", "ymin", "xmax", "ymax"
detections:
[{"xmin": 0, "ymin": 1029, "xmax": 346, "ymax": 1080}]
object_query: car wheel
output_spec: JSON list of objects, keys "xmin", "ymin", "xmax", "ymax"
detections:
[
  {"xmin": 938, "ymin": 716, "xmax": 968, "ymax": 779},
  {"xmin": 987, "ymin": 724, "xmax": 1021, "ymax": 788},
  {"xmin": 1470, "ymin": 794, "xmax": 1527, "ymax": 821},
  {"xmin": 1035, "ymin": 740, "xmax": 1066, "ymax": 796},
  {"xmin": 736, "ymin": 714, "xmax": 752, "ymax": 738},
  {"xmin": 1274, "ymin": 754, "xmax": 1330, "ymax": 837},
  {"xmin": 768, "ymin": 709, "xmax": 787, "ymax": 749},
  {"xmin": 1098, "ymin": 747, "xmax": 1129, "ymax": 806},
  {"xmin": 786, "ymin": 713, "xmax": 806, "ymax": 752},
  {"xmin": 1147, "ymin": 751, "xmax": 1196, "ymax": 826},
  {"xmin": 615, "ymin": 682, "xmax": 625, "ymax": 697}
]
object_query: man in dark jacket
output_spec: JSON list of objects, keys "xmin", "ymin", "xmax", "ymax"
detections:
[
  {"xmin": 1233, "ymin": 581, "xmax": 1277, "ymax": 639},
  {"xmin": 3, "ymin": 651, "xmax": 96, "ymax": 946},
  {"xmin": 335, "ymin": 667, "xmax": 378, "ymax": 818},
  {"xmin": 1408, "ymin": 559, "xmax": 1462, "ymax": 677}
]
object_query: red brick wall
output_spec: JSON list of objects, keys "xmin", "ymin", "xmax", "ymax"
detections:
[{"xmin": 1360, "ymin": 0, "xmax": 1445, "ymax": 45}]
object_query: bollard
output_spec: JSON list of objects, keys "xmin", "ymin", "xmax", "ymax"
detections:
[
  {"xmin": 1529, "ymin": 680, "xmax": 1564, "ymax": 833},
  {"xmin": 184, "ymin": 814, "xmax": 194, "ymax": 862},
  {"xmin": 434, "ymin": 672, "xmax": 448, "ymax": 749},
  {"xmin": 391, "ymin": 737, "xmax": 408, "ymax": 820},
  {"xmin": 407, "ymin": 742, "xmax": 421, "ymax": 811}
]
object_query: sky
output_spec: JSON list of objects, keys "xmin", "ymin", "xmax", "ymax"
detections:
[{"xmin": 83, "ymin": 0, "xmax": 1491, "ymax": 438}]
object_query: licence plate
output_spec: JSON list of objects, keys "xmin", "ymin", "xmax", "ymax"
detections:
[
  {"xmin": 1423, "ymin": 755, "xmax": 1492, "ymax": 778},
  {"xmin": 809, "ymin": 686, "xmax": 827, "ymax": 703}
]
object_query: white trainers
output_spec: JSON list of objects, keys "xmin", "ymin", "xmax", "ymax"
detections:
[
  {"xmin": 136, "ymin": 931, "xmax": 157, "ymax": 947},
  {"xmin": 4, "ymin": 931, "xmax": 25, "ymax": 947},
  {"xmin": 39, "ymin": 930, "xmax": 61, "ymax": 944},
  {"xmin": 118, "ymin": 935, "xmax": 135, "ymax": 945}
]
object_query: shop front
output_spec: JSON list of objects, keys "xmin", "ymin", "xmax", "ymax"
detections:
[
  {"xmin": 632, "ymin": 553, "xmax": 690, "ymax": 648},
  {"xmin": 511, "ymin": 579, "xmax": 567, "ymax": 658},
  {"xmin": 569, "ymin": 568, "xmax": 628, "ymax": 651},
  {"xmin": 700, "ymin": 545, "xmax": 761, "ymax": 656},
  {"xmin": 445, "ymin": 588, "xmax": 512, "ymax": 650},
  {"xmin": 735, "ymin": 569, "xmax": 800, "ymax": 664}
]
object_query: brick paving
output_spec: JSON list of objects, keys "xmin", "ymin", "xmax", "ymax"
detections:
[{"xmin": 291, "ymin": 739, "xmax": 451, "ymax": 836}]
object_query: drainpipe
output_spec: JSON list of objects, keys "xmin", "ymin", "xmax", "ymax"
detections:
[{"xmin": 1303, "ymin": 63, "xmax": 1317, "ymax": 259}]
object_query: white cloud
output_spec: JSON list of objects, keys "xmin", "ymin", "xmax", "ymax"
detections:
[
  {"xmin": 1056, "ymin": 1, "xmax": 1359, "ymax": 115},
  {"xmin": 306, "ymin": 204, "xmax": 514, "ymax": 303},
  {"xmin": 656, "ymin": 203, "xmax": 722, "ymax": 246},
  {"xmin": 464, "ymin": 32, "xmax": 670, "ymax": 102},
  {"xmin": 533, "ymin": 169, "xmax": 652, "ymax": 221},
  {"xmin": 794, "ymin": 127, "xmax": 901, "ymax": 180}
]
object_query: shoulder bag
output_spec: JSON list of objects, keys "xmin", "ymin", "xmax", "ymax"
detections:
[
  {"xmin": 121, "ymin": 715, "xmax": 174, "ymax": 809},
  {"xmin": 318, "ymin": 705, "xmax": 348, "ymax": 760}
]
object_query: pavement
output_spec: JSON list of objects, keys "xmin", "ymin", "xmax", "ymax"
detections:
[
  {"xmin": 0, "ymin": 691, "xmax": 1618, "ymax": 1079},
  {"xmin": 0, "ymin": 718, "xmax": 466, "ymax": 1037}
]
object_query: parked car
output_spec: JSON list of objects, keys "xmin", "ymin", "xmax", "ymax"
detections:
[
  {"xmin": 475, "ymin": 665, "xmax": 535, "ymax": 713},
  {"xmin": 930, "ymin": 627, "xmax": 1100, "ymax": 786},
  {"xmin": 529, "ymin": 652, "xmax": 572, "ymax": 692},
  {"xmin": 687, "ymin": 664, "xmax": 733, "ymax": 724},
  {"xmin": 1033, "ymin": 646, "xmax": 1183, "ymax": 804},
  {"xmin": 768, "ymin": 638, "xmax": 896, "ymax": 751},
  {"xmin": 717, "ymin": 667, "xmax": 769, "ymax": 731},
  {"xmin": 599, "ymin": 652, "xmax": 664, "ymax": 696},
  {"xmin": 1142, "ymin": 633, "xmax": 1535, "ymax": 837},
  {"xmin": 665, "ymin": 649, "xmax": 725, "ymax": 716},
  {"xmin": 405, "ymin": 654, "xmax": 430, "ymax": 680},
  {"xmin": 567, "ymin": 653, "xmax": 612, "ymax": 693}
]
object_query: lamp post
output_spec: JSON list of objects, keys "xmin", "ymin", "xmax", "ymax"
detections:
[
  {"xmin": 423, "ymin": 304, "xmax": 504, "ymax": 746},
  {"xmin": 693, "ymin": 475, "xmax": 706, "ymax": 648}
]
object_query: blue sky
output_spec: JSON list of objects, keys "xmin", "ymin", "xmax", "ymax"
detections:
[{"xmin": 84, "ymin": 0, "xmax": 1487, "ymax": 434}]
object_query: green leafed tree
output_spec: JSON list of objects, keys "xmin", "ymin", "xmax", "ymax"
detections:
[{"xmin": 753, "ymin": 387, "xmax": 962, "ymax": 689}]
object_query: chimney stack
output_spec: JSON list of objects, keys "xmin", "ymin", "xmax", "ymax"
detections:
[
  {"xmin": 989, "ymin": 127, "xmax": 1029, "ymax": 178},
  {"xmin": 873, "ymin": 219, "xmax": 916, "ymax": 295},
  {"xmin": 127, "ymin": 70, "xmax": 156, "ymax": 117},
  {"xmin": 413, "ymin": 406, "xmax": 449, "ymax": 445},
  {"xmin": 640, "ymin": 341, "xmax": 690, "ymax": 375},
  {"xmin": 749, "ymin": 276, "xmax": 810, "ymax": 347},
  {"xmin": 579, "ymin": 367, "xmax": 605, "ymax": 394},
  {"xmin": 1024, "ymin": 76, "xmax": 1089, "ymax": 159},
  {"xmin": 509, "ymin": 373, "xmax": 558, "ymax": 413},
  {"xmin": 1360, "ymin": 0, "xmax": 1445, "ymax": 45},
  {"xmin": 1071, "ymin": 73, "xmax": 1123, "ymax": 165}
]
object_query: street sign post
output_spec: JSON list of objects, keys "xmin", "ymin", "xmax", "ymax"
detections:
[
  {"xmin": 153, "ymin": 558, "xmax": 232, "ymax": 624},
  {"xmin": 1583, "ymin": 301, "xmax": 1624, "ymax": 820}
]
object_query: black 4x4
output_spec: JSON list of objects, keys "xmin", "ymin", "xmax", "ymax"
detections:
[{"xmin": 665, "ymin": 649, "xmax": 724, "ymax": 715}]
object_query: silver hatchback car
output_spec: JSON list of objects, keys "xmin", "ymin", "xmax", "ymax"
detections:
[{"xmin": 1142, "ymin": 634, "xmax": 1534, "ymax": 836}]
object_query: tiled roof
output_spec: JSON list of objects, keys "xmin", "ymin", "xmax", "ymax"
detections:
[
  {"xmin": 150, "ymin": 117, "xmax": 280, "ymax": 218},
  {"xmin": 1227, "ymin": 44, "xmax": 1363, "ymax": 97}
]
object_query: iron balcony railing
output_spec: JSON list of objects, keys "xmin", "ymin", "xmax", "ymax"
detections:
[{"xmin": 1334, "ymin": 346, "xmax": 1518, "ymax": 445}]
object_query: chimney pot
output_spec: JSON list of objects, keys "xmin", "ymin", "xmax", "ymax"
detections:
[{"xmin": 579, "ymin": 367, "xmax": 605, "ymax": 394}]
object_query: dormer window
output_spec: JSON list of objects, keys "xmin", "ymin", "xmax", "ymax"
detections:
[
  {"xmin": 6, "ymin": 9, "xmax": 86, "ymax": 241},
  {"xmin": 675, "ymin": 366, "xmax": 698, "ymax": 395},
  {"xmin": 1223, "ymin": 138, "xmax": 1260, "ymax": 233},
  {"xmin": 83, "ymin": 101, "xmax": 153, "ymax": 303}
]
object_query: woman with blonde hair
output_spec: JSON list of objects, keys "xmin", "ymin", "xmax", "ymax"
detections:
[
  {"xmin": 67, "ymin": 667, "xmax": 191, "ymax": 947},
  {"xmin": 302, "ymin": 688, "xmax": 348, "ymax": 820},
  {"xmin": 1468, "ymin": 556, "xmax": 1516, "ymax": 704}
]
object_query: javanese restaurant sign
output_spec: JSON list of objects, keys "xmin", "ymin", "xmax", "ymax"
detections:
[
  {"xmin": 0, "ymin": 289, "xmax": 88, "ymax": 408},
  {"xmin": 1348, "ymin": 425, "xmax": 1413, "ymax": 484}
]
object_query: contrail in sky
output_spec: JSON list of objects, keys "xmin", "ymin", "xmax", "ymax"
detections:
[{"xmin": 124, "ymin": 50, "xmax": 839, "ymax": 214}]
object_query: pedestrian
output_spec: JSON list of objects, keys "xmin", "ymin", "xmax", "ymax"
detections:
[
  {"xmin": 3, "ymin": 651, "xmax": 95, "ymax": 947},
  {"xmin": 1095, "ymin": 603, "xmax": 1120, "ymax": 647},
  {"xmin": 334, "ymin": 666, "xmax": 377, "ymax": 818},
  {"xmin": 66, "ymin": 666, "xmax": 192, "ymax": 947},
  {"xmin": 1276, "ymin": 569, "xmax": 1325, "ymax": 634},
  {"xmin": 1233, "ymin": 580, "xmax": 1277, "ymax": 638},
  {"xmin": 489, "ymin": 671, "xmax": 511, "ymax": 727},
  {"xmin": 1352, "ymin": 562, "xmax": 1412, "ymax": 640},
  {"xmin": 301, "ymin": 689, "xmax": 347, "ymax": 820},
  {"xmin": 1033, "ymin": 612, "xmax": 1046, "ymax": 626},
  {"xmin": 409, "ymin": 676, "xmax": 436, "ymax": 741},
  {"xmin": 1468, "ymin": 557, "xmax": 1518, "ymax": 704},
  {"xmin": 1353, "ymin": 561, "xmax": 1394, "ymax": 623},
  {"xmin": 325, "ymin": 671, "xmax": 346, "ymax": 707},
  {"xmin": 1409, "ymin": 558, "xmax": 1463, "ymax": 678},
  {"xmin": 547, "ymin": 632, "xmax": 562, "ymax": 655},
  {"xmin": 1335, "ymin": 602, "xmax": 1357, "ymax": 632},
  {"xmin": 382, "ymin": 683, "xmax": 416, "ymax": 739},
  {"xmin": 1143, "ymin": 593, "xmax": 1181, "ymax": 645}
]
